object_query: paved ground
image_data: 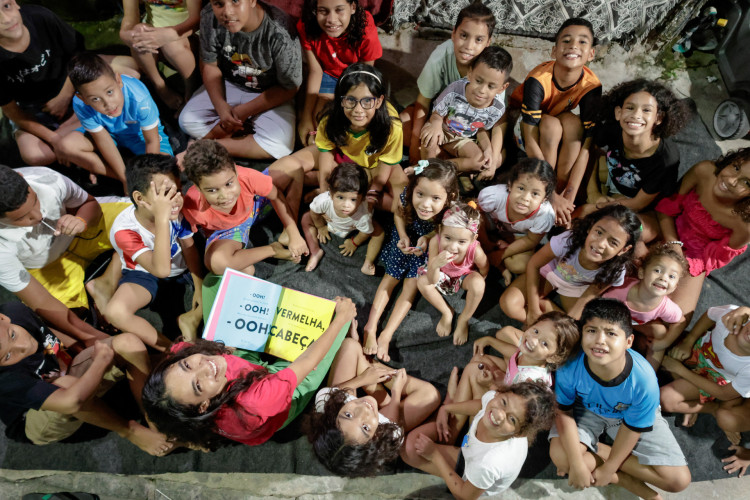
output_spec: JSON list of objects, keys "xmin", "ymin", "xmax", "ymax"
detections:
[{"xmin": 2, "ymin": 25, "xmax": 749, "ymax": 500}]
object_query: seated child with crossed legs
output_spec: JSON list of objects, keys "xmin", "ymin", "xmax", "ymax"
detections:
[
  {"xmin": 417, "ymin": 200, "xmax": 488, "ymax": 345},
  {"xmin": 302, "ymin": 162, "xmax": 384, "ymax": 274}
]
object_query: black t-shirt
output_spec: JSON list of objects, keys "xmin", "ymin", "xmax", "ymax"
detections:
[
  {"xmin": 595, "ymin": 126, "xmax": 680, "ymax": 199},
  {"xmin": 0, "ymin": 5, "xmax": 85, "ymax": 107},
  {"xmin": 0, "ymin": 302, "xmax": 62, "ymax": 431}
]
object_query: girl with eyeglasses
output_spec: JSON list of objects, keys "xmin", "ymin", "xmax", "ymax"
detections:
[{"xmin": 269, "ymin": 62, "xmax": 408, "ymax": 214}]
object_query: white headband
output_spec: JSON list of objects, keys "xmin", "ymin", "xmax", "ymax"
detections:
[{"xmin": 346, "ymin": 70, "xmax": 381, "ymax": 84}]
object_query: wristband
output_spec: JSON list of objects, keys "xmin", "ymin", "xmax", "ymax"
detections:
[
  {"xmin": 350, "ymin": 237, "xmax": 359, "ymax": 248},
  {"xmin": 666, "ymin": 240, "xmax": 684, "ymax": 247},
  {"xmin": 75, "ymin": 216, "xmax": 88, "ymax": 231}
]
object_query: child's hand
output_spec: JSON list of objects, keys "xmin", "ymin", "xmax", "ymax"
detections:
[
  {"xmin": 435, "ymin": 406, "xmax": 454, "ymax": 443},
  {"xmin": 722, "ymin": 445, "xmax": 750, "ymax": 477},
  {"xmin": 592, "ymin": 465, "xmax": 616, "ymax": 487},
  {"xmin": 567, "ymin": 461, "xmax": 594, "ymax": 489},
  {"xmin": 473, "ymin": 337, "xmax": 491, "ymax": 356},
  {"xmin": 526, "ymin": 307, "xmax": 542, "ymax": 328},
  {"xmin": 397, "ymin": 236, "xmax": 411, "ymax": 254},
  {"xmin": 551, "ymin": 192, "xmax": 575, "ymax": 227},
  {"xmin": 660, "ymin": 355, "xmax": 684, "ymax": 374},
  {"xmin": 146, "ymin": 180, "xmax": 181, "ymax": 222},
  {"xmin": 668, "ymin": 340, "xmax": 693, "ymax": 361},
  {"xmin": 218, "ymin": 109, "xmax": 244, "ymax": 135},
  {"xmin": 434, "ymin": 249, "xmax": 456, "ymax": 268},
  {"xmin": 333, "ymin": 296, "xmax": 357, "ymax": 322},
  {"xmin": 359, "ymin": 365, "xmax": 397, "ymax": 386},
  {"xmin": 44, "ymin": 92, "xmax": 73, "ymax": 120},
  {"xmin": 594, "ymin": 196, "xmax": 615, "ymax": 209},
  {"xmin": 414, "ymin": 236, "xmax": 429, "ymax": 256},
  {"xmin": 54, "ymin": 214, "xmax": 87, "ymax": 236},
  {"xmin": 316, "ymin": 225, "xmax": 331, "ymax": 243},
  {"xmin": 390, "ymin": 368, "xmax": 408, "ymax": 395},
  {"xmin": 339, "ymin": 238, "xmax": 357, "ymax": 256},
  {"xmin": 414, "ymin": 433, "xmax": 437, "ymax": 460},
  {"xmin": 480, "ymin": 147, "xmax": 493, "ymax": 170},
  {"xmin": 476, "ymin": 164, "xmax": 496, "ymax": 182},
  {"xmin": 420, "ymin": 123, "xmax": 444, "ymax": 149},
  {"xmin": 93, "ymin": 340, "xmax": 115, "ymax": 366},
  {"xmin": 722, "ymin": 307, "xmax": 750, "ymax": 334}
]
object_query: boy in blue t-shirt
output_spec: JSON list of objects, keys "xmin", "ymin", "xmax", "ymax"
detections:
[
  {"xmin": 59, "ymin": 52, "xmax": 172, "ymax": 191},
  {"xmin": 549, "ymin": 298, "xmax": 691, "ymax": 498}
]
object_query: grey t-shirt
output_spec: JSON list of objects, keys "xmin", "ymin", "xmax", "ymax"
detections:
[{"xmin": 199, "ymin": 2, "xmax": 302, "ymax": 92}]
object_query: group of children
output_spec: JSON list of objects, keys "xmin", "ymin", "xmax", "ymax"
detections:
[{"xmin": 1, "ymin": 0, "xmax": 750, "ymax": 497}]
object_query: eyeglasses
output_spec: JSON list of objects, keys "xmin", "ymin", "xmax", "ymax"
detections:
[{"xmin": 340, "ymin": 96, "xmax": 377, "ymax": 110}]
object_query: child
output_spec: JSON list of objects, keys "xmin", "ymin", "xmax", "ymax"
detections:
[
  {"xmin": 120, "ymin": 0, "xmax": 200, "ymax": 109},
  {"xmin": 510, "ymin": 18, "xmax": 602, "ymax": 225},
  {"xmin": 61, "ymin": 52, "xmax": 173, "ymax": 190},
  {"xmin": 578, "ymin": 79, "xmax": 689, "ymax": 253},
  {"xmin": 178, "ymin": 0, "xmax": 301, "ymax": 160},
  {"xmin": 478, "ymin": 158, "xmax": 556, "ymax": 285},
  {"xmin": 270, "ymin": 63, "xmax": 407, "ymax": 205},
  {"xmin": 306, "ymin": 337, "xmax": 440, "ymax": 476},
  {"xmin": 420, "ymin": 46, "xmax": 511, "ymax": 181},
  {"xmin": 363, "ymin": 158, "xmax": 459, "ymax": 362},
  {"xmin": 0, "ymin": 165, "xmax": 126, "ymax": 346},
  {"xmin": 416, "ymin": 201, "xmax": 489, "ymax": 345},
  {"xmin": 402, "ymin": 381, "xmax": 555, "ymax": 498},
  {"xmin": 181, "ymin": 139, "xmax": 307, "ymax": 278},
  {"xmin": 296, "ymin": 0, "xmax": 382, "ymax": 145},
  {"xmin": 103, "ymin": 154, "xmax": 203, "ymax": 351},
  {"xmin": 401, "ymin": 1, "xmax": 495, "ymax": 163},
  {"xmin": 604, "ymin": 244, "xmax": 686, "ymax": 368},
  {"xmin": 0, "ymin": 301, "xmax": 172, "ymax": 456},
  {"xmin": 0, "ymin": 1, "xmax": 136, "ymax": 168},
  {"xmin": 655, "ymin": 148, "xmax": 750, "ymax": 353},
  {"xmin": 301, "ymin": 162, "xmax": 384, "ymax": 274},
  {"xmin": 549, "ymin": 298, "xmax": 691, "ymax": 499},
  {"xmin": 142, "ymin": 296, "xmax": 356, "ymax": 450},
  {"xmin": 660, "ymin": 304, "xmax": 750, "ymax": 435},
  {"xmin": 500, "ymin": 204, "xmax": 640, "ymax": 325}
]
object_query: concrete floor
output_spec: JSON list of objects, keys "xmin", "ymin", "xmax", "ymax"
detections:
[{"xmin": 3, "ymin": 26, "xmax": 750, "ymax": 500}]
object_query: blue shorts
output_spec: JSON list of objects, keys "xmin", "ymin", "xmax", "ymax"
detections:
[
  {"xmin": 319, "ymin": 72, "xmax": 338, "ymax": 94},
  {"xmin": 75, "ymin": 128, "xmax": 173, "ymax": 156},
  {"xmin": 119, "ymin": 269, "xmax": 192, "ymax": 305}
]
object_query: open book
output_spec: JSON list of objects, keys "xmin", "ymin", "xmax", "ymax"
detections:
[{"xmin": 203, "ymin": 268, "xmax": 340, "ymax": 361}]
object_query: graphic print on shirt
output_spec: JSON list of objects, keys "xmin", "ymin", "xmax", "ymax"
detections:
[
  {"xmin": 606, "ymin": 150, "xmax": 641, "ymax": 190},
  {"xmin": 229, "ymin": 52, "xmax": 262, "ymax": 88}
]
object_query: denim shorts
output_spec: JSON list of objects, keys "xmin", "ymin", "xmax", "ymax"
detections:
[{"xmin": 320, "ymin": 72, "xmax": 338, "ymax": 94}]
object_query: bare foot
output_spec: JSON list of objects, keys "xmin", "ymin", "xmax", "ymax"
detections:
[
  {"xmin": 446, "ymin": 366, "xmax": 459, "ymax": 403},
  {"xmin": 270, "ymin": 241, "xmax": 301, "ymax": 263},
  {"xmin": 376, "ymin": 334, "xmax": 392, "ymax": 363},
  {"xmin": 278, "ymin": 229, "xmax": 290, "ymax": 247},
  {"xmin": 502, "ymin": 269, "xmax": 514, "ymax": 287},
  {"xmin": 361, "ymin": 261, "xmax": 376, "ymax": 276},
  {"xmin": 437, "ymin": 309, "xmax": 454, "ymax": 337},
  {"xmin": 348, "ymin": 319, "xmax": 359, "ymax": 340},
  {"xmin": 453, "ymin": 317, "xmax": 469, "ymax": 346},
  {"xmin": 725, "ymin": 429, "xmax": 742, "ymax": 445},
  {"xmin": 305, "ymin": 249, "xmax": 325, "ymax": 271},
  {"xmin": 177, "ymin": 306, "xmax": 203, "ymax": 342},
  {"xmin": 86, "ymin": 276, "xmax": 116, "ymax": 315},
  {"xmin": 681, "ymin": 413, "xmax": 698, "ymax": 427},
  {"xmin": 363, "ymin": 328, "xmax": 378, "ymax": 355},
  {"xmin": 125, "ymin": 420, "xmax": 175, "ymax": 456}
]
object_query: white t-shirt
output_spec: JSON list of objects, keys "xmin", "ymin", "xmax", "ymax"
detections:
[
  {"xmin": 702, "ymin": 305, "xmax": 750, "ymax": 397},
  {"xmin": 0, "ymin": 167, "xmax": 89, "ymax": 292},
  {"xmin": 309, "ymin": 191, "xmax": 373, "ymax": 238},
  {"xmin": 461, "ymin": 390, "xmax": 528, "ymax": 496},
  {"xmin": 110, "ymin": 205, "xmax": 194, "ymax": 277},
  {"xmin": 478, "ymin": 184, "xmax": 555, "ymax": 235}
]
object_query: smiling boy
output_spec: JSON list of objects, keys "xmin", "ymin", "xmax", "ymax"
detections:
[
  {"xmin": 549, "ymin": 298, "xmax": 691, "ymax": 499},
  {"xmin": 510, "ymin": 18, "xmax": 602, "ymax": 226},
  {"xmin": 59, "ymin": 52, "xmax": 172, "ymax": 190},
  {"xmin": 420, "ymin": 46, "xmax": 512, "ymax": 181}
]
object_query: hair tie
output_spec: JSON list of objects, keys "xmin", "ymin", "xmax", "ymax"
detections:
[
  {"xmin": 413, "ymin": 160, "xmax": 429, "ymax": 175},
  {"xmin": 346, "ymin": 70, "xmax": 381, "ymax": 84},
  {"xmin": 467, "ymin": 200, "xmax": 478, "ymax": 210}
]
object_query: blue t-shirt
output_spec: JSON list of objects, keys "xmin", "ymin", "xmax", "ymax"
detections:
[
  {"xmin": 555, "ymin": 350, "xmax": 659, "ymax": 432},
  {"xmin": 73, "ymin": 74, "xmax": 172, "ymax": 155}
]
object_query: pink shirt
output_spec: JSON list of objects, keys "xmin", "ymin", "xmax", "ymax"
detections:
[
  {"xmin": 439, "ymin": 236, "xmax": 478, "ymax": 278},
  {"xmin": 604, "ymin": 279, "xmax": 683, "ymax": 325}
]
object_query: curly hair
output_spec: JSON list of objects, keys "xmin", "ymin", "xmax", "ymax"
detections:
[
  {"xmin": 598, "ymin": 79, "xmax": 689, "ymax": 139},
  {"xmin": 502, "ymin": 158, "xmax": 556, "ymax": 201},
  {"xmin": 497, "ymin": 380, "xmax": 555, "ymax": 443},
  {"xmin": 125, "ymin": 154, "xmax": 180, "ymax": 205},
  {"xmin": 321, "ymin": 63, "xmax": 394, "ymax": 156},
  {"xmin": 0, "ymin": 166, "xmax": 30, "ymax": 218},
  {"xmin": 182, "ymin": 139, "xmax": 235, "ymax": 187},
  {"xmin": 532, "ymin": 311, "xmax": 580, "ymax": 371},
  {"xmin": 555, "ymin": 17, "xmax": 597, "ymax": 46},
  {"xmin": 563, "ymin": 205, "xmax": 640, "ymax": 286},
  {"xmin": 642, "ymin": 243, "xmax": 688, "ymax": 277},
  {"xmin": 714, "ymin": 147, "xmax": 750, "ymax": 222},
  {"xmin": 301, "ymin": 0, "xmax": 368, "ymax": 50},
  {"xmin": 327, "ymin": 162, "xmax": 369, "ymax": 196},
  {"xmin": 580, "ymin": 297, "xmax": 633, "ymax": 338},
  {"xmin": 402, "ymin": 158, "xmax": 459, "ymax": 227},
  {"xmin": 67, "ymin": 52, "xmax": 117, "ymax": 90},
  {"xmin": 303, "ymin": 388, "xmax": 403, "ymax": 477},
  {"xmin": 142, "ymin": 339, "xmax": 269, "ymax": 451},
  {"xmin": 455, "ymin": 1, "xmax": 496, "ymax": 36}
]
